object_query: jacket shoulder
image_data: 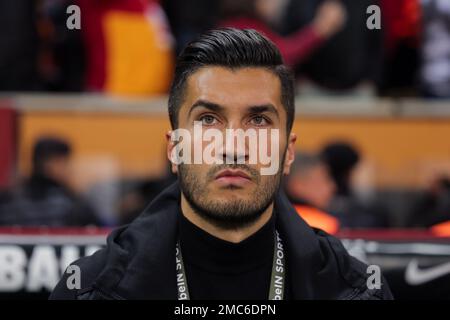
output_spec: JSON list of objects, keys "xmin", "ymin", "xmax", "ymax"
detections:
[
  {"xmin": 314, "ymin": 229, "xmax": 394, "ymax": 300},
  {"xmin": 49, "ymin": 246, "xmax": 109, "ymax": 300}
]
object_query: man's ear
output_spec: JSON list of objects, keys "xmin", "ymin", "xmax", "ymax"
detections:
[
  {"xmin": 166, "ymin": 130, "xmax": 178, "ymax": 174},
  {"xmin": 283, "ymin": 132, "xmax": 297, "ymax": 175}
]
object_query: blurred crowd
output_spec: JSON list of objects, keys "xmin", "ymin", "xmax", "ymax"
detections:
[
  {"xmin": 1, "ymin": 0, "xmax": 449, "ymax": 98},
  {"xmin": 284, "ymin": 145, "xmax": 450, "ymax": 233}
]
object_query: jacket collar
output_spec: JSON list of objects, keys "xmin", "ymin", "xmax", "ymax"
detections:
[{"xmin": 92, "ymin": 182, "xmax": 363, "ymax": 299}]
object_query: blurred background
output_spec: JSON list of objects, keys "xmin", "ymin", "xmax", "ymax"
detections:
[{"xmin": 0, "ymin": 0, "xmax": 449, "ymax": 299}]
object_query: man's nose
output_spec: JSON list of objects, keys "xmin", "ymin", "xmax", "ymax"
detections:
[
  {"xmin": 222, "ymin": 149, "xmax": 247, "ymax": 164},
  {"xmin": 221, "ymin": 122, "xmax": 249, "ymax": 164}
]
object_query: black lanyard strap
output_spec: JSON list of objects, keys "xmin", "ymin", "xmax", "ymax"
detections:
[{"xmin": 175, "ymin": 230, "xmax": 285, "ymax": 300}]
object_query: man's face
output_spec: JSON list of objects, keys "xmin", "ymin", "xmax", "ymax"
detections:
[{"xmin": 167, "ymin": 66, "xmax": 296, "ymax": 229}]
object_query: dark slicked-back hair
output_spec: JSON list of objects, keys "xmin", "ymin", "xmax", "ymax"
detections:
[{"xmin": 168, "ymin": 28, "xmax": 295, "ymax": 133}]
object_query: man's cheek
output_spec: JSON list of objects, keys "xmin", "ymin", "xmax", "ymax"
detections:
[
  {"xmin": 191, "ymin": 164, "xmax": 210, "ymax": 182},
  {"xmin": 257, "ymin": 129, "xmax": 280, "ymax": 176}
]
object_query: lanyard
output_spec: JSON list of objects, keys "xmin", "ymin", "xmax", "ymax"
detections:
[{"xmin": 175, "ymin": 230, "xmax": 285, "ymax": 300}]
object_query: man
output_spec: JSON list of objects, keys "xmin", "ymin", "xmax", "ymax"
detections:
[
  {"xmin": 284, "ymin": 152, "xmax": 339, "ymax": 234},
  {"xmin": 0, "ymin": 137, "xmax": 99, "ymax": 226},
  {"xmin": 50, "ymin": 28, "xmax": 392, "ymax": 299}
]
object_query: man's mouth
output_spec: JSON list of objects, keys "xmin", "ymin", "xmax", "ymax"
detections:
[{"xmin": 214, "ymin": 169, "xmax": 252, "ymax": 186}]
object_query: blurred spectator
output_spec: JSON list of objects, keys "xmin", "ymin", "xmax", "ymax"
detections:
[
  {"xmin": 0, "ymin": 0, "xmax": 86, "ymax": 92},
  {"xmin": 78, "ymin": 0, "xmax": 174, "ymax": 96},
  {"xmin": 322, "ymin": 142, "xmax": 359, "ymax": 197},
  {"xmin": 218, "ymin": 0, "xmax": 347, "ymax": 68},
  {"xmin": 431, "ymin": 220, "xmax": 450, "ymax": 236},
  {"xmin": 409, "ymin": 176, "xmax": 450, "ymax": 228},
  {"xmin": 281, "ymin": 0, "xmax": 382, "ymax": 94},
  {"xmin": 285, "ymin": 152, "xmax": 339, "ymax": 234},
  {"xmin": 381, "ymin": 0, "xmax": 421, "ymax": 54},
  {"xmin": 0, "ymin": 137, "xmax": 100, "ymax": 226},
  {"xmin": 321, "ymin": 142, "xmax": 390, "ymax": 228},
  {"xmin": 420, "ymin": 0, "xmax": 450, "ymax": 98},
  {"xmin": 36, "ymin": 0, "xmax": 86, "ymax": 91},
  {"xmin": 379, "ymin": 0, "xmax": 421, "ymax": 96}
]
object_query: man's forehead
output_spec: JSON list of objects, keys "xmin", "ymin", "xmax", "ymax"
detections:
[{"xmin": 183, "ymin": 66, "xmax": 283, "ymax": 113}]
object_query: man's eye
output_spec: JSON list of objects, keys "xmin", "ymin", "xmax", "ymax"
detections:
[
  {"xmin": 199, "ymin": 115, "xmax": 218, "ymax": 125},
  {"xmin": 250, "ymin": 115, "xmax": 269, "ymax": 126}
]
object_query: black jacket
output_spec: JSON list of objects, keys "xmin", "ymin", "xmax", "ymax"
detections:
[{"xmin": 50, "ymin": 182, "xmax": 393, "ymax": 300}]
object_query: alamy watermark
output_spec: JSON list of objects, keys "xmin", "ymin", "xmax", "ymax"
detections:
[
  {"xmin": 170, "ymin": 122, "xmax": 280, "ymax": 176},
  {"xmin": 366, "ymin": 264, "xmax": 382, "ymax": 290},
  {"xmin": 65, "ymin": 265, "xmax": 81, "ymax": 290},
  {"xmin": 66, "ymin": 5, "xmax": 81, "ymax": 30},
  {"xmin": 366, "ymin": 5, "xmax": 381, "ymax": 30}
]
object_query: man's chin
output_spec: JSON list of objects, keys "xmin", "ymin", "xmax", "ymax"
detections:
[
  {"xmin": 208, "ymin": 195, "xmax": 251, "ymax": 207},
  {"xmin": 193, "ymin": 205, "xmax": 267, "ymax": 230},
  {"xmin": 210, "ymin": 180, "xmax": 256, "ymax": 192},
  {"xmin": 208, "ymin": 187, "xmax": 254, "ymax": 200}
]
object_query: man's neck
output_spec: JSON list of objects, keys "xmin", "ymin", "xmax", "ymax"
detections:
[{"xmin": 180, "ymin": 196, "xmax": 274, "ymax": 244}]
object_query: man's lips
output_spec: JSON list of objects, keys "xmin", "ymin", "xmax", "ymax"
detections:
[
  {"xmin": 214, "ymin": 169, "xmax": 252, "ymax": 186},
  {"xmin": 215, "ymin": 169, "xmax": 251, "ymax": 180}
]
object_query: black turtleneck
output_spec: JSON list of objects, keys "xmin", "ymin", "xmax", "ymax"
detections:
[{"xmin": 178, "ymin": 212, "xmax": 279, "ymax": 300}]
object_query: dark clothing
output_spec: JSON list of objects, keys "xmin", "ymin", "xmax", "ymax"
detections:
[
  {"xmin": 179, "ymin": 211, "xmax": 287, "ymax": 299},
  {"xmin": 0, "ymin": 0, "xmax": 39, "ymax": 90},
  {"xmin": 40, "ymin": 0, "xmax": 86, "ymax": 92},
  {"xmin": 50, "ymin": 182, "xmax": 393, "ymax": 300},
  {"xmin": 0, "ymin": 175, "xmax": 99, "ymax": 227}
]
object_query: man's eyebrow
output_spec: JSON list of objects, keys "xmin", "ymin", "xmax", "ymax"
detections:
[
  {"xmin": 248, "ymin": 104, "xmax": 279, "ymax": 119},
  {"xmin": 188, "ymin": 100, "xmax": 225, "ymax": 117}
]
